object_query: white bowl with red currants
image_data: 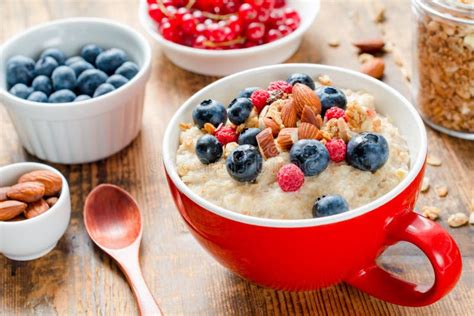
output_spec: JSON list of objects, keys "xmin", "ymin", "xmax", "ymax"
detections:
[{"xmin": 139, "ymin": 0, "xmax": 319, "ymax": 76}]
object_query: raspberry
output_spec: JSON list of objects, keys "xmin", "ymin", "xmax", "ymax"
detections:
[
  {"xmin": 214, "ymin": 126, "xmax": 238, "ymax": 145},
  {"xmin": 324, "ymin": 107, "xmax": 346, "ymax": 121},
  {"xmin": 325, "ymin": 139, "xmax": 347, "ymax": 163},
  {"xmin": 250, "ymin": 89, "xmax": 270, "ymax": 112},
  {"xmin": 267, "ymin": 80, "xmax": 292, "ymax": 94},
  {"xmin": 277, "ymin": 164, "xmax": 305, "ymax": 192}
]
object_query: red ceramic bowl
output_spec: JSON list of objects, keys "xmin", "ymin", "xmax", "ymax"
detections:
[{"xmin": 162, "ymin": 64, "xmax": 462, "ymax": 306}]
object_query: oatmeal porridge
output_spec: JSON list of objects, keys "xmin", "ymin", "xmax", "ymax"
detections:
[{"xmin": 176, "ymin": 74, "xmax": 410, "ymax": 219}]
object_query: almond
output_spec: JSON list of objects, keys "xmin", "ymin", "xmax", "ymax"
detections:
[
  {"xmin": 280, "ymin": 100, "xmax": 297, "ymax": 127},
  {"xmin": 361, "ymin": 58, "xmax": 385, "ymax": 79},
  {"xmin": 46, "ymin": 196, "xmax": 59, "ymax": 207},
  {"xmin": 256, "ymin": 128, "xmax": 279, "ymax": 159},
  {"xmin": 7, "ymin": 182, "xmax": 45, "ymax": 203},
  {"xmin": 301, "ymin": 106, "xmax": 318, "ymax": 126},
  {"xmin": 0, "ymin": 186, "xmax": 10, "ymax": 202},
  {"xmin": 0, "ymin": 200, "xmax": 27, "ymax": 221},
  {"xmin": 353, "ymin": 38, "xmax": 385, "ymax": 53},
  {"xmin": 277, "ymin": 128, "xmax": 298, "ymax": 151},
  {"xmin": 263, "ymin": 117, "xmax": 281, "ymax": 137},
  {"xmin": 298, "ymin": 122, "xmax": 322, "ymax": 140},
  {"xmin": 18, "ymin": 170, "xmax": 62, "ymax": 196},
  {"xmin": 292, "ymin": 83, "xmax": 321, "ymax": 115},
  {"xmin": 25, "ymin": 199, "xmax": 50, "ymax": 219}
]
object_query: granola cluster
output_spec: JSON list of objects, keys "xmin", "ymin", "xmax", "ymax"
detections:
[{"xmin": 414, "ymin": 0, "xmax": 474, "ymax": 133}]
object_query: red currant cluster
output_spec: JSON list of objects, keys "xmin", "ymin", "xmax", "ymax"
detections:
[{"xmin": 147, "ymin": 0, "xmax": 301, "ymax": 49}]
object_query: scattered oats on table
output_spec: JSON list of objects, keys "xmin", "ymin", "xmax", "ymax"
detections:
[
  {"xmin": 426, "ymin": 155, "xmax": 442, "ymax": 166},
  {"xmin": 447, "ymin": 212, "xmax": 469, "ymax": 228},
  {"xmin": 469, "ymin": 213, "xmax": 474, "ymax": 225},
  {"xmin": 435, "ymin": 186, "xmax": 448, "ymax": 197},
  {"xmin": 328, "ymin": 39, "xmax": 340, "ymax": 47},
  {"xmin": 422, "ymin": 206, "xmax": 441, "ymax": 220},
  {"xmin": 421, "ymin": 177, "xmax": 430, "ymax": 192}
]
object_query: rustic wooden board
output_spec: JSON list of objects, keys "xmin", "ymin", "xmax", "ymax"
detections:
[{"xmin": 1, "ymin": 0, "xmax": 473, "ymax": 315}]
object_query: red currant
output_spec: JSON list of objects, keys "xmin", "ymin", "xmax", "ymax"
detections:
[
  {"xmin": 148, "ymin": 3, "xmax": 165, "ymax": 23},
  {"xmin": 238, "ymin": 3, "xmax": 258, "ymax": 25},
  {"xmin": 246, "ymin": 22, "xmax": 265, "ymax": 41},
  {"xmin": 160, "ymin": 20, "xmax": 181, "ymax": 42},
  {"xmin": 228, "ymin": 14, "xmax": 242, "ymax": 34},
  {"xmin": 278, "ymin": 24, "xmax": 292, "ymax": 36},
  {"xmin": 181, "ymin": 13, "xmax": 197, "ymax": 33},
  {"xmin": 193, "ymin": 35, "xmax": 208, "ymax": 48},
  {"xmin": 274, "ymin": 0, "xmax": 286, "ymax": 8},
  {"xmin": 208, "ymin": 23, "xmax": 226, "ymax": 42},
  {"xmin": 265, "ymin": 28, "xmax": 283, "ymax": 42},
  {"xmin": 283, "ymin": 8, "xmax": 300, "ymax": 23},
  {"xmin": 284, "ymin": 18, "xmax": 299, "ymax": 31}
]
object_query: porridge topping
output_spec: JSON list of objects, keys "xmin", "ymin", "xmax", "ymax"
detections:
[{"xmin": 177, "ymin": 73, "xmax": 411, "ymax": 219}]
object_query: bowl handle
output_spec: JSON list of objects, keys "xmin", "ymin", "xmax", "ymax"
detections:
[{"xmin": 346, "ymin": 211, "xmax": 462, "ymax": 307}]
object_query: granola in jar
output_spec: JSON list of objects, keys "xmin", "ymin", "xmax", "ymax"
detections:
[{"xmin": 412, "ymin": 0, "xmax": 474, "ymax": 139}]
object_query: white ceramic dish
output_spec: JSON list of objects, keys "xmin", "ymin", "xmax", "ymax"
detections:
[
  {"xmin": 163, "ymin": 63, "xmax": 427, "ymax": 227},
  {"xmin": 0, "ymin": 18, "xmax": 152, "ymax": 164},
  {"xmin": 139, "ymin": 0, "xmax": 319, "ymax": 76},
  {"xmin": 0, "ymin": 162, "xmax": 71, "ymax": 261}
]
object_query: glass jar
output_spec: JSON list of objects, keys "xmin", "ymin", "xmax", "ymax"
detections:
[{"xmin": 412, "ymin": 0, "xmax": 474, "ymax": 140}]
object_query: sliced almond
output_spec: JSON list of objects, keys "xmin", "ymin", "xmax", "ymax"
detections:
[
  {"xmin": 0, "ymin": 200, "xmax": 27, "ymax": 221},
  {"xmin": 7, "ymin": 182, "xmax": 45, "ymax": 203},
  {"xmin": 263, "ymin": 117, "xmax": 281, "ymax": 137},
  {"xmin": 0, "ymin": 186, "xmax": 10, "ymax": 202},
  {"xmin": 277, "ymin": 128, "xmax": 298, "ymax": 151},
  {"xmin": 281, "ymin": 100, "xmax": 297, "ymax": 127},
  {"xmin": 256, "ymin": 128, "xmax": 279, "ymax": 159},
  {"xmin": 179, "ymin": 122, "xmax": 192, "ymax": 131},
  {"xmin": 203, "ymin": 122, "xmax": 216, "ymax": 134},
  {"xmin": 361, "ymin": 58, "xmax": 385, "ymax": 79},
  {"xmin": 298, "ymin": 122, "xmax": 322, "ymax": 140},
  {"xmin": 301, "ymin": 106, "xmax": 318, "ymax": 126},
  {"xmin": 18, "ymin": 170, "xmax": 62, "ymax": 196},
  {"xmin": 353, "ymin": 38, "xmax": 385, "ymax": 53},
  {"xmin": 25, "ymin": 199, "xmax": 50, "ymax": 219},
  {"xmin": 292, "ymin": 83, "xmax": 321, "ymax": 115}
]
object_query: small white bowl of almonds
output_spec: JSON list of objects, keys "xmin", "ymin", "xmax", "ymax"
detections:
[{"xmin": 0, "ymin": 162, "xmax": 71, "ymax": 261}]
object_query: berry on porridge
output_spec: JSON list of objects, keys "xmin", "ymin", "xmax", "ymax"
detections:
[{"xmin": 176, "ymin": 73, "xmax": 410, "ymax": 219}]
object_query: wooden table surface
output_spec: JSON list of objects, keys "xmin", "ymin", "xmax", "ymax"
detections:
[{"xmin": 1, "ymin": 0, "xmax": 473, "ymax": 315}]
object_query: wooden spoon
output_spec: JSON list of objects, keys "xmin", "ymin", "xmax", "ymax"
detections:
[{"xmin": 84, "ymin": 184, "xmax": 162, "ymax": 316}]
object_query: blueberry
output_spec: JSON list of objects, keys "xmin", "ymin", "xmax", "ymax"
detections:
[
  {"xmin": 76, "ymin": 69, "xmax": 108, "ymax": 96},
  {"xmin": 312, "ymin": 195, "xmax": 349, "ymax": 218},
  {"xmin": 346, "ymin": 132, "xmax": 389, "ymax": 172},
  {"xmin": 32, "ymin": 75, "xmax": 52, "ymax": 95},
  {"xmin": 226, "ymin": 144, "xmax": 263, "ymax": 182},
  {"xmin": 290, "ymin": 139, "xmax": 330, "ymax": 176},
  {"xmin": 65, "ymin": 56, "xmax": 84, "ymax": 66},
  {"xmin": 316, "ymin": 86, "xmax": 347, "ymax": 116},
  {"xmin": 95, "ymin": 48, "xmax": 128, "ymax": 74},
  {"xmin": 227, "ymin": 98, "xmax": 253, "ymax": 125},
  {"xmin": 81, "ymin": 44, "xmax": 103, "ymax": 65},
  {"xmin": 9, "ymin": 83, "xmax": 33, "ymax": 99},
  {"xmin": 27, "ymin": 91, "xmax": 48, "ymax": 103},
  {"xmin": 237, "ymin": 87, "xmax": 260, "ymax": 98},
  {"xmin": 70, "ymin": 61, "xmax": 94, "ymax": 77},
  {"xmin": 195, "ymin": 134, "xmax": 223, "ymax": 164},
  {"xmin": 34, "ymin": 56, "xmax": 58, "ymax": 77},
  {"xmin": 74, "ymin": 95, "xmax": 91, "ymax": 102},
  {"xmin": 51, "ymin": 66, "xmax": 76, "ymax": 91},
  {"xmin": 40, "ymin": 48, "xmax": 66, "ymax": 65},
  {"xmin": 93, "ymin": 83, "xmax": 116, "ymax": 97},
  {"xmin": 115, "ymin": 61, "xmax": 139, "ymax": 80},
  {"xmin": 48, "ymin": 89, "xmax": 76, "ymax": 103},
  {"xmin": 192, "ymin": 99, "xmax": 227, "ymax": 128},
  {"xmin": 238, "ymin": 128, "xmax": 261, "ymax": 147},
  {"xmin": 6, "ymin": 55, "xmax": 35, "ymax": 87},
  {"xmin": 287, "ymin": 73, "xmax": 315, "ymax": 90},
  {"xmin": 106, "ymin": 74, "xmax": 129, "ymax": 89}
]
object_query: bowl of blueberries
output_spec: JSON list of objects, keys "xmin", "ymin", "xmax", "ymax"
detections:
[{"xmin": 0, "ymin": 18, "xmax": 152, "ymax": 164}]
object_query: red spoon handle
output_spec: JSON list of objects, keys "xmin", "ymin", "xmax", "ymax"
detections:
[{"xmin": 117, "ymin": 253, "xmax": 163, "ymax": 316}]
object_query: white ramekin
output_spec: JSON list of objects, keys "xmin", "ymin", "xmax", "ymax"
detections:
[
  {"xmin": 138, "ymin": 0, "xmax": 319, "ymax": 76},
  {"xmin": 0, "ymin": 162, "xmax": 71, "ymax": 261},
  {"xmin": 0, "ymin": 18, "xmax": 152, "ymax": 164}
]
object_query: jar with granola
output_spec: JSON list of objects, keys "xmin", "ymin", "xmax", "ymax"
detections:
[{"xmin": 412, "ymin": 0, "xmax": 474, "ymax": 140}]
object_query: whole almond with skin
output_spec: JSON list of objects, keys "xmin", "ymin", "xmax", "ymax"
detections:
[
  {"xmin": 18, "ymin": 170, "xmax": 62, "ymax": 196},
  {"xmin": 0, "ymin": 200, "xmax": 27, "ymax": 221},
  {"xmin": 353, "ymin": 38, "xmax": 385, "ymax": 53},
  {"xmin": 361, "ymin": 58, "xmax": 385, "ymax": 79},
  {"xmin": 298, "ymin": 123, "xmax": 322, "ymax": 140},
  {"xmin": 292, "ymin": 83, "xmax": 321, "ymax": 116},
  {"xmin": 7, "ymin": 182, "xmax": 45, "ymax": 203},
  {"xmin": 277, "ymin": 128, "xmax": 299, "ymax": 151},
  {"xmin": 0, "ymin": 186, "xmax": 10, "ymax": 202},
  {"xmin": 263, "ymin": 117, "xmax": 281, "ymax": 137},
  {"xmin": 46, "ymin": 196, "xmax": 59, "ymax": 207},
  {"xmin": 25, "ymin": 199, "xmax": 50, "ymax": 219},
  {"xmin": 280, "ymin": 100, "xmax": 297, "ymax": 127},
  {"xmin": 256, "ymin": 128, "xmax": 279, "ymax": 159},
  {"xmin": 301, "ymin": 106, "xmax": 318, "ymax": 126}
]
